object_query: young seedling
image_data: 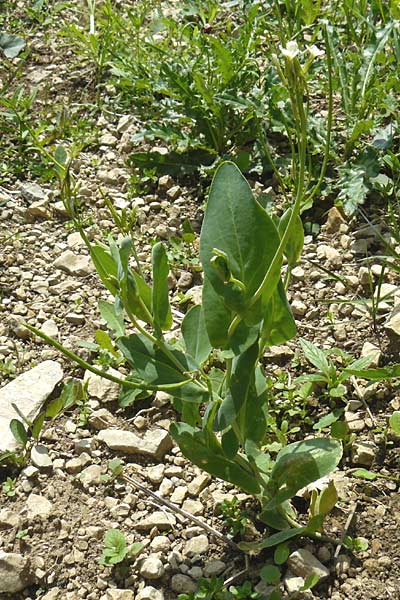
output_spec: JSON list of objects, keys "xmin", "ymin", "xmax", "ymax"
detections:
[{"xmin": 99, "ymin": 528, "xmax": 143, "ymax": 567}]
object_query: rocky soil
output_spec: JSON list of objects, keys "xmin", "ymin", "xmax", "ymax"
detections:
[{"xmin": 1, "ymin": 2, "xmax": 399, "ymax": 600}]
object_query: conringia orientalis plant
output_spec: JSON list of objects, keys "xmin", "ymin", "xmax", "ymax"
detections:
[{"xmin": 26, "ymin": 42, "xmax": 342, "ymax": 549}]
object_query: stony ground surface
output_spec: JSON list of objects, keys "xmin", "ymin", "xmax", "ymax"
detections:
[{"xmin": 1, "ymin": 3, "xmax": 399, "ymax": 600}]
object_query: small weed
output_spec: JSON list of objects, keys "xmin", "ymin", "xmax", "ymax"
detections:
[
  {"xmin": 2, "ymin": 476, "xmax": 17, "ymax": 497},
  {"xmin": 219, "ymin": 496, "xmax": 249, "ymax": 538},
  {"xmin": 99, "ymin": 528, "xmax": 143, "ymax": 567}
]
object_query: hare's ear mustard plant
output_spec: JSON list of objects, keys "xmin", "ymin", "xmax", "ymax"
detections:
[{"xmin": 27, "ymin": 42, "xmax": 343, "ymax": 548}]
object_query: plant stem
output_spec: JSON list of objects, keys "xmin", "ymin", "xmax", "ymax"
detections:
[{"xmin": 24, "ymin": 324, "xmax": 194, "ymax": 393}]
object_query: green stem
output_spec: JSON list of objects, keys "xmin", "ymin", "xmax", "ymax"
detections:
[
  {"xmin": 228, "ymin": 64, "xmax": 307, "ymax": 340},
  {"xmin": 24, "ymin": 324, "xmax": 194, "ymax": 393}
]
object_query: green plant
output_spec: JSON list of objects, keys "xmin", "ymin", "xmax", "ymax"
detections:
[
  {"xmin": 2, "ymin": 476, "xmax": 17, "ymax": 497},
  {"xmin": 99, "ymin": 528, "xmax": 142, "ymax": 566},
  {"xmin": 219, "ymin": 496, "xmax": 249, "ymax": 538},
  {"xmin": 297, "ymin": 339, "xmax": 373, "ymax": 400},
  {"xmin": 178, "ymin": 577, "xmax": 260, "ymax": 600},
  {"xmin": 0, "ymin": 356, "xmax": 17, "ymax": 379},
  {"xmin": 29, "ymin": 156, "xmax": 343, "ymax": 547}
]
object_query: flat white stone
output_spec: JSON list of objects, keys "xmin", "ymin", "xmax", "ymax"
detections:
[{"xmin": 0, "ymin": 361, "xmax": 63, "ymax": 452}]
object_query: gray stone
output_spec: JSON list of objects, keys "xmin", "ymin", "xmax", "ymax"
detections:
[
  {"xmin": 66, "ymin": 312, "xmax": 85, "ymax": 325},
  {"xmin": 288, "ymin": 549, "xmax": 330, "ymax": 581},
  {"xmin": 0, "ymin": 551, "xmax": 34, "ymax": 593},
  {"xmin": 152, "ymin": 391, "xmax": 171, "ymax": 408},
  {"xmin": 20, "ymin": 181, "xmax": 47, "ymax": 202},
  {"xmin": 170, "ymin": 574, "xmax": 197, "ymax": 594},
  {"xmin": 106, "ymin": 591, "xmax": 135, "ymax": 600},
  {"xmin": 385, "ymin": 308, "xmax": 400, "ymax": 338},
  {"xmin": 291, "ymin": 299, "xmax": 307, "ymax": 316},
  {"xmin": 26, "ymin": 493, "xmax": 53, "ymax": 519},
  {"xmin": 185, "ymin": 285, "xmax": 202, "ymax": 305},
  {"xmin": 284, "ymin": 571, "xmax": 305, "ymax": 593},
  {"xmin": 147, "ymin": 464, "xmax": 165, "ymax": 484},
  {"xmin": 325, "ymin": 206, "xmax": 345, "ymax": 234},
  {"xmin": 166, "ymin": 185, "xmax": 181, "ymax": 200},
  {"xmin": 177, "ymin": 271, "xmax": 193, "ymax": 290},
  {"xmin": 150, "ymin": 536, "xmax": 171, "ymax": 552},
  {"xmin": 0, "ymin": 509, "xmax": 21, "ymax": 529},
  {"xmin": 188, "ymin": 474, "xmax": 210, "ymax": 496},
  {"xmin": 65, "ymin": 457, "xmax": 84, "ymax": 474},
  {"xmin": 31, "ymin": 444, "xmax": 53, "ymax": 470},
  {"xmin": 67, "ymin": 231, "xmax": 85, "ymax": 248},
  {"xmin": 89, "ymin": 408, "xmax": 117, "ymax": 430},
  {"xmin": 136, "ymin": 587, "xmax": 164, "ymax": 600},
  {"xmin": 40, "ymin": 319, "xmax": 59, "ymax": 338},
  {"xmin": 97, "ymin": 428, "xmax": 172, "ymax": 460},
  {"xmin": 183, "ymin": 535, "xmax": 209, "ymax": 557},
  {"xmin": 361, "ymin": 341, "xmax": 381, "ymax": 367},
  {"xmin": 135, "ymin": 511, "xmax": 176, "ymax": 531},
  {"xmin": 0, "ymin": 361, "xmax": 63, "ymax": 453},
  {"xmin": 79, "ymin": 464, "xmax": 104, "ymax": 486},
  {"xmin": 53, "ymin": 250, "xmax": 93, "ymax": 277},
  {"xmin": 25, "ymin": 199, "xmax": 51, "ymax": 221},
  {"xmin": 170, "ymin": 485, "xmax": 187, "ymax": 504},
  {"xmin": 344, "ymin": 412, "xmax": 365, "ymax": 432},
  {"xmin": 99, "ymin": 132, "xmax": 118, "ymax": 146},
  {"xmin": 203, "ymin": 560, "xmax": 226, "ymax": 578},
  {"xmin": 352, "ymin": 441, "xmax": 377, "ymax": 466},
  {"xmin": 41, "ymin": 589, "xmax": 61, "ymax": 600},
  {"xmin": 316, "ymin": 244, "xmax": 341, "ymax": 267},
  {"xmin": 139, "ymin": 556, "xmax": 165, "ymax": 579},
  {"xmin": 182, "ymin": 499, "xmax": 203, "ymax": 516},
  {"xmin": 84, "ymin": 369, "xmax": 120, "ymax": 403}
]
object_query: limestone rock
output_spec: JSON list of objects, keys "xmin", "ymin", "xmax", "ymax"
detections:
[
  {"xmin": 288, "ymin": 549, "xmax": 330, "ymax": 581},
  {"xmin": 79, "ymin": 464, "xmax": 104, "ymax": 487},
  {"xmin": 170, "ymin": 574, "xmax": 196, "ymax": 594},
  {"xmin": 26, "ymin": 493, "xmax": 53, "ymax": 519},
  {"xmin": 325, "ymin": 207, "xmax": 345, "ymax": 234},
  {"xmin": 40, "ymin": 319, "xmax": 59, "ymax": 338},
  {"xmin": 84, "ymin": 369, "xmax": 120, "ymax": 403},
  {"xmin": 41, "ymin": 589, "xmax": 61, "ymax": 600},
  {"xmin": 147, "ymin": 464, "xmax": 165, "ymax": 484},
  {"xmin": 182, "ymin": 499, "xmax": 203, "ymax": 516},
  {"xmin": 385, "ymin": 308, "xmax": 400, "ymax": 339},
  {"xmin": 25, "ymin": 199, "xmax": 51, "ymax": 221},
  {"xmin": 0, "ymin": 509, "xmax": 21, "ymax": 529},
  {"xmin": 89, "ymin": 408, "xmax": 117, "ymax": 430},
  {"xmin": 0, "ymin": 551, "xmax": 34, "ymax": 593},
  {"xmin": 284, "ymin": 571, "xmax": 305, "ymax": 593},
  {"xmin": 188, "ymin": 474, "xmax": 210, "ymax": 496},
  {"xmin": 183, "ymin": 535, "xmax": 209, "ymax": 557},
  {"xmin": 19, "ymin": 181, "xmax": 47, "ymax": 202},
  {"xmin": 136, "ymin": 586, "xmax": 164, "ymax": 600},
  {"xmin": 31, "ymin": 445, "xmax": 53, "ymax": 470},
  {"xmin": 135, "ymin": 511, "xmax": 176, "ymax": 531},
  {"xmin": 106, "ymin": 591, "xmax": 135, "ymax": 600},
  {"xmin": 361, "ymin": 341, "xmax": 381, "ymax": 367},
  {"xmin": 139, "ymin": 556, "xmax": 165, "ymax": 579},
  {"xmin": 150, "ymin": 536, "xmax": 171, "ymax": 552},
  {"xmin": 97, "ymin": 428, "xmax": 172, "ymax": 460},
  {"xmin": 203, "ymin": 560, "xmax": 226, "ymax": 577},
  {"xmin": 352, "ymin": 441, "xmax": 377, "ymax": 466},
  {"xmin": 0, "ymin": 360, "xmax": 63, "ymax": 453},
  {"xmin": 53, "ymin": 250, "xmax": 93, "ymax": 277}
]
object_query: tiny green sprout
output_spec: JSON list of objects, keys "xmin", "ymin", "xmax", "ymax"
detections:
[
  {"xmin": 15, "ymin": 529, "xmax": 29, "ymax": 539},
  {"xmin": 99, "ymin": 528, "xmax": 143, "ymax": 566},
  {"xmin": 2, "ymin": 477, "xmax": 17, "ymax": 497},
  {"xmin": 344, "ymin": 535, "xmax": 369, "ymax": 552}
]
